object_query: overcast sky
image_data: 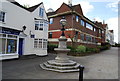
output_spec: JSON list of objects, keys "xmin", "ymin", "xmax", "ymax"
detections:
[{"xmin": 15, "ymin": 0, "xmax": 119, "ymax": 43}]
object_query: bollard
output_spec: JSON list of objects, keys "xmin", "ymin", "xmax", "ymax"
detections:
[{"xmin": 79, "ymin": 65, "xmax": 84, "ymax": 81}]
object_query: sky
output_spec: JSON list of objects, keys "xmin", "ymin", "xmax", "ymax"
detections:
[{"xmin": 15, "ymin": 0, "xmax": 119, "ymax": 43}]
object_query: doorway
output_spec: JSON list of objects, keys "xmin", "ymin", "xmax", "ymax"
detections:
[{"xmin": 18, "ymin": 38, "xmax": 24, "ymax": 56}]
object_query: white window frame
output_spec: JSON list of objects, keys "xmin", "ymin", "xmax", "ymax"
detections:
[
  {"xmin": 39, "ymin": 8, "xmax": 44, "ymax": 17},
  {"xmin": 34, "ymin": 38, "xmax": 47, "ymax": 49},
  {"xmin": 0, "ymin": 11, "xmax": 6, "ymax": 23}
]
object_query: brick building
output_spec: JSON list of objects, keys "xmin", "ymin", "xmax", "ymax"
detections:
[{"xmin": 47, "ymin": 2, "xmax": 105, "ymax": 47}]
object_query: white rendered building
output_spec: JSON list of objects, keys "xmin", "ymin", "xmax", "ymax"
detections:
[
  {"xmin": 104, "ymin": 24, "xmax": 114, "ymax": 45},
  {"xmin": 0, "ymin": 0, "xmax": 48, "ymax": 60}
]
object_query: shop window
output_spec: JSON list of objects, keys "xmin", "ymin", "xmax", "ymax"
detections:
[
  {"xmin": 0, "ymin": 11, "xmax": 5, "ymax": 22},
  {"xmin": 6, "ymin": 39, "xmax": 17, "ymax": 54},
  {"xmin": 0, "ymin": 38, "xmax": 6, "ymax": 54}
]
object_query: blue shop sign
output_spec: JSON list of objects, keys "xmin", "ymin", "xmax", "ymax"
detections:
[{"xmin": 1, "ymin": 27, "xmax": 20, "ymax": 35}]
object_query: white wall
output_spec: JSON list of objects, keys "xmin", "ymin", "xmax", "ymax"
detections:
[{"xmin": 0, "ymin": 0, "xmax": 48, "ymax": 56}]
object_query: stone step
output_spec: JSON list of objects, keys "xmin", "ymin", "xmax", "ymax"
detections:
[
  {"xmin": 40, "ymin": 64, "xmax": 79, "ymax": 73},
  {"xmin": 43, "ymin": 62, "xmax": 80, "ymax": 70},
  {"xmin": 47, "ymin": 60, "xmax": 77, "ymax": 66}
]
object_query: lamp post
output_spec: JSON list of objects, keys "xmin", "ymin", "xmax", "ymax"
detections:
[{"xmin": 60, "ymin": 17, "xmax": 67, "ymax": 36}]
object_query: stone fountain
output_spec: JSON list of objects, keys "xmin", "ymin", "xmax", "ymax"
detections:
[{"xmin": 40, "ymin": 17, "xmax": 80, "ymax": 72}]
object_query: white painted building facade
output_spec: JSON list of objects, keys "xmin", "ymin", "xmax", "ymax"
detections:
[
  {"xmin": 0, "ymin": 0, "xmax": 48, "ymax": 60},
  {"xmin": 105, "ymin": 25, "xmax": 114, "ymax": 45}
]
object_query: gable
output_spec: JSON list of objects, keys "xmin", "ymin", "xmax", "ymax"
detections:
[
  {"xmin": 56, "ymin": 3, "xmax": 71, "ymax": 14},
  {"xmin": 73, "ymin": 4, "xmax": 83, "ymax": 16}
]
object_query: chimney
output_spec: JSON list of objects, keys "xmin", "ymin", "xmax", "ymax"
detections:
[{"xmin": 68, "ymin": 0, "xmax": 72, "ymax": 6}]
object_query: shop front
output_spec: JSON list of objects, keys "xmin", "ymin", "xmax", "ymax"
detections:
[{"xmin": 0, "ymin": 27, "xmax": 21, "ymax": 60}]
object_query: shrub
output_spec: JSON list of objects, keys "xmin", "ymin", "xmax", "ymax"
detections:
[
  {"xmin": 47, "ymin": 44, "xmax": 58, "ymax": 52},
  {"xmin": 76, "ymin": 45, "xmax": 86, "ymax": 53},
  {"xmin": 86, "ymin": 47, "xmax": 100, "ymax": 53},
  {"xmin": 67, "ymin": 46, "xmax": 76, "ymax": 52}
]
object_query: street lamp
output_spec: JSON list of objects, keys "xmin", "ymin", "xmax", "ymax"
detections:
[{"xmin": 60, "ymin": 17, "xmax": 67, "ymax": 36}]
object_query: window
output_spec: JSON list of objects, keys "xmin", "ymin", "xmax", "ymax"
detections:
[
  {"xmin": 35, "ymin": 21, "xmax": 39, "ymax": 30},
  {"xmin": 6, "ymin": 39, "xmax": 17, "ymax": 53},
  {"xmin": 38, "ymin": 39, "xmax": 42, "ymax": 48},
  {"xmin": 86, "ymin": 23, "xmax": 93, "ymax": 30},
  {"xmin": 44, "ymin": 21, "xmax": 48, "ymax": 31},
  {"xmin": 93, "ymin": 28, "xmax": 96, "ymax": 32},
  {"xmin": 43, "ymin": 39, "xmax": 47, "ymax": 48},
  {"xmin": 80, "ymin": 33, "xmax": 84, "ymax": 41},
  {"xmin": 92, "ymin": 37, "xmax": 96, "ymax": 43},
  {"xmin": 49, "ymin": 32, "xmax": 52, "ymax": 38},
  {"xmin": 0, "ymin": 11, "xmax": 5, "ymax": 22},
  {"xmin": 39, "ymin": 8, "xmax": 44, "ymax": 17},
  {"xmin": 35, "ymin": 21, "xmax": 43, "ymax": 30},
  {"xmin": 102, "ymin": 30, "xmax": 104, "ymax": 34},
  {"xmin": 86, "ymin": 35, "xmax": 92, "ymax": 42},
  {"xmin": 39, "ymin": 21, "xmax": 43, "ymax": 30},
  {"xmin": 0, "ymin": 34, "xmax": 18, "ymax": 54},
  {"xmin": 34, "ymin": 39, "xmax": 47, "ymax": 49},
  {"xmin": 76, "ymin": 16, "xmax": 79, "ymax": 22},
  {"xmin": 80, "ymin": 19, "xmax": 84, "ymax": 26},
  {"xmin": 34, "ymin": 39, "xmax": 38, "ymax": 48},
  {"xmin": 99, "ymin": 29, "xmax": 101, "ymax": 33},
  {"xmin": 49, "ymin": 18, "xmax": 53, "ymax": 24},
  {"xmin": 74, "ymin": 31, "xmax": 78, "ymax": 41}
]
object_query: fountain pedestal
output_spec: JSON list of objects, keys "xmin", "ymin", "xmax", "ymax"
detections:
[{"xmin": 40, "ymin": 36, "xmax": 80, "ymax": 72}]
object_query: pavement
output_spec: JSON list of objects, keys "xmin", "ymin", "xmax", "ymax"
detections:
[{"xmin": 2, "ymin": 47, "xmax": 118, "ymax": 79}]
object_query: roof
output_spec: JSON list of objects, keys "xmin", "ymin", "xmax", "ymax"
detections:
[
  {"xmin": 7, "ymin": 0, "xmax": 42, "ymax": 12},
  {"xmin": 94, "ymin": 21, "xmax": 105, "ymax": 29},
  {"xmin": 102, "ymin": 24, "xmax": 107, "ymax": 28},
  {"xmin": 109, "ymin": 30, "xmax": 114, "ymax": 33},
  {"xmin": 47, "ymin": 3, "xmax": 83, "ymax": 16},
  {"xmin": 27, "ymin": 2, "xmax": 43, "ymax": 12}
]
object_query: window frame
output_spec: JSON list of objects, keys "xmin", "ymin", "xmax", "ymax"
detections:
[{"xmin": 0, "ymin": 11, "xmax": 6, "ymax": 23}]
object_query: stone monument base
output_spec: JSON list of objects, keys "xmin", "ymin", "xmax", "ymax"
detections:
[{"xmin": 40, "ymin": 60, "xmax": 80, "ymax": 72}]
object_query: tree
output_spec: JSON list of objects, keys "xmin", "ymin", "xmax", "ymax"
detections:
[{"xmin": 23, "ymin": 4, "xmax": 30, "ymax": 8}]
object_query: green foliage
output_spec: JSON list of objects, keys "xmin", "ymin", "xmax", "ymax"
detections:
[
  {"xmin": 23, "ymin": 4, "xmax": 30, "ymax": 8},
  {"xmin": 86, "ymin": 47, "xmax": 100, "ymax": 53},
  {"xmin": 47, "ymin": 44, "xmax": 58, "ymax": 52},
  {"xmin": 76, "ymin": 45, "xmax": 86, "ymax": 53},
  {"xmin": 67, "ymin": 46, "xmax": 76, "ymax": 52}
]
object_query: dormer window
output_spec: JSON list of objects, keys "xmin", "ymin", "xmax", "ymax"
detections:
[
  {"xmin": 0, "ymin": 11, "xmax": 5, "ymax": 22},
  {"xmin": 39, "ymin": 8, "xmax": 44, "ymax": 17}
]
